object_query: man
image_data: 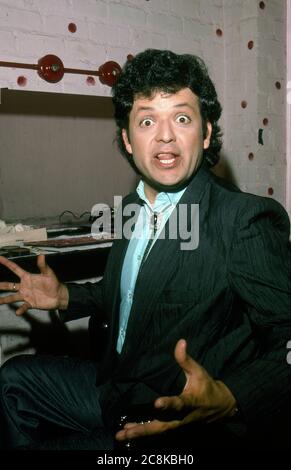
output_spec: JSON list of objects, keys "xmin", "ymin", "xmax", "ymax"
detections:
[{"xmin": 0, "ymin": 49, "xmax": 290, "ymax": 450}]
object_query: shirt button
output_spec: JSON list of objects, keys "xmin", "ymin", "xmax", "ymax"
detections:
[
  {"xmin": 102, "ymin": 322, "xmax": 109, "ymax": 329},
  {"xmin": 137, "ymin": 255, "xmax": 141, "ymax": 261},
  {"xmin": 128, "ymin": 292, "xmax": 133, "ymax": 299}
]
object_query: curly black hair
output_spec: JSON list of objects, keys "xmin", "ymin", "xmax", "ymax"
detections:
[{"xmin": 112, "ymin": 49, "xmax": 222, "ymax": 168}]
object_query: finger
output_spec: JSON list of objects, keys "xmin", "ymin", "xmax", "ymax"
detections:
[
  {"xmin": 16, "ymin": 302, "xmax": 32, "ymax": 316},
  {"xmin": 37, "ymin": 255, "xmax": 50, "ymax": 275},
  {"xmin": 0, "ymin": 293, "xmax": 23, "ymax": 305},
  {"xmin": 174, "ymin": 338, "xmax": 188, "ymax": 365},
  {"xmin": 123, "ymin": 420, "xmax": 156, "ymax": 430},
  {"xmin": 0, "ymin": 256, "xmax": 25, "ymax": 278},
  {"xmin": 115, "ymin": 419, "xmax": 177, "ymax": 441},
  {"xmin": 155, "ymin": 395, "xmax": 185, "ymax": 411},
  {"xmin": 123, "ymin": 422, "xmax": 138, "ymax": 429},
  {"xmin": 174, "ymin": 339, "xmax": 202, "ymax": 376},
  {"xmin": 0, "ymin": 282, "xmax": 19, "ymax": 292},
  {"xmin": 154, "ymin": 401, "xmax": 213, "ymax": 426}
]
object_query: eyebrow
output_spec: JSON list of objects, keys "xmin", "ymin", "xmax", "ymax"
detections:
[
  {"xmin": 174, "ymin": 102, "xmax": 196, "ymax": 110},
  {"xmin": 134, "ymin": 103, "xmax": 196, "ymax": 114}
]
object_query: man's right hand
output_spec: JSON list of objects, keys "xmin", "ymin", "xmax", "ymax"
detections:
[{"xmin": 0, "ymin": 255, "xmax": 69, "ymax": 315}]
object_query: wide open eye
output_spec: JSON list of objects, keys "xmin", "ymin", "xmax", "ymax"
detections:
[
  {"xmin": 140, "ymin": 118, "xmax": 154, "ymax": 127},
  {"xmin": 176, "ymin": 114, "xmax": 191, "ymax": 124}
]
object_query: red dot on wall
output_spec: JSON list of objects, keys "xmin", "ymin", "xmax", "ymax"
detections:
[
  {"xmin": 216, "ymin": 28, "xmax": 223, "ymax": 37},
  {"xmin": 268, "ymin": 187, "xmax": 274, "ymax": 196},
  {"xmin": 275, "ymin": 81, "xmax": 281, "ymax": 89},
  {"xmin": 263, "ymin": 118, "xmax": 269, "ymax": 126},
  {"xmin": 241, "ymin": 100, "xmax": 247, "ymax": 109},
  {"xmin": 248, "ymin": 152, "xmax": 254, "ymax": 161},
  {"xmin": 17, "ymin": 75, "xmax": 27, "ymax": 87},
  {"xmin": 86, "ymin": 76, "xmax": 95, "ymax": 86},
  {"xmin": 248, "ymin": 40, "xmax": 254, "ymax": 50},
  {"xmin": 259, "ymin": 1, "xmax": 265, "ymax": 9},
  {"xmin": 68, "ymin": 23, "xmax": 77, "ymax": 33}
]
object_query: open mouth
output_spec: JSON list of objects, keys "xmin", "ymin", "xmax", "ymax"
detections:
[{"xmin": 155, "ymin": 153, "xmax": 179, "ymax": 168}]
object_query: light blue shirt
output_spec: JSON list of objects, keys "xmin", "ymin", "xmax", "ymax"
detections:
[{"xmin": 117, "ymin": 181, "xmax": 187, "ymax": 353}]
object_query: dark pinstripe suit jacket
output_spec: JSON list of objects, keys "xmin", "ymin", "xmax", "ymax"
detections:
[{"xmin": 66, "ymin": 162, "xmax": 291, "ymax": 434}]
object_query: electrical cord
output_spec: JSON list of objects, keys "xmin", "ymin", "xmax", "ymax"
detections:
[{"xmin": 58, "ymin": 210, "xmax": 91, "ymax": 223}]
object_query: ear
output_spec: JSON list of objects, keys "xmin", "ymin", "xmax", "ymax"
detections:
[
  {"xmin": 203, "ymin": 122, "xmax": 212, "ymax": 150},
  {"xmin": 122, "ymin": 129, "xmax": 133, "ymax": 155}
]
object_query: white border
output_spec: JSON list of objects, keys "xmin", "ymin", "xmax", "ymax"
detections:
[{"xmin": 287, "ymin": 0, "xmax": 291, "ymax": 220}]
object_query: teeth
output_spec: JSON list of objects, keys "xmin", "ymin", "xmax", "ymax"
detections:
[{"xmin": 159, "ymin": 158, "xmax": 175, "ymax": 164}]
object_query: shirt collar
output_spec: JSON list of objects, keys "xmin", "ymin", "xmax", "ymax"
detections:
[{"xmin": 136, "ymin": 180, "xmax": 187, "ymax": 211}]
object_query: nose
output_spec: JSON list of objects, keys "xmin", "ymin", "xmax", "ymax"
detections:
[{"xmin": 155, "ymin": 119, "xmax": 176, "ymax": 143}]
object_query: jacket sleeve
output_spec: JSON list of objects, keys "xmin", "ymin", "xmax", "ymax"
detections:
[
  {"xmin": 222, "ymin": 197, "xmax": 291, "ymax": 426},
  {"xmin": 59, "ymin": 279, "xmax": 104, "ymax": 322}
]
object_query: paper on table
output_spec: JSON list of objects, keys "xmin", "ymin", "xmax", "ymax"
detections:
[{"xmin": 0, "ymin": 227, "xmax": 47, "ymax": 246}]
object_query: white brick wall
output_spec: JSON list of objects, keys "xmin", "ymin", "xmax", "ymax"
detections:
[
  {"xmin": 0, "ymin": 0, "xmax": 224, "ymax": 98},
  {"xmin": 0, "ymin": 0, "xmax": 287, "ymax": 206},
  {"xmin": 222, "ymin": 0, "xmax": 286, "ymax": 206}
]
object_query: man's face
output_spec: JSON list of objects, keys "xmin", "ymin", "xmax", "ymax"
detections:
[{"xmin": 122, "ymin": 88, "xmax": 212, "ymax": 203}]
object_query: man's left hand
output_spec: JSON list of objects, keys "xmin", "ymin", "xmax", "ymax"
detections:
[{"xmin": 115, "ymin": 338, "xmax": 237, "ymax": 441}]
